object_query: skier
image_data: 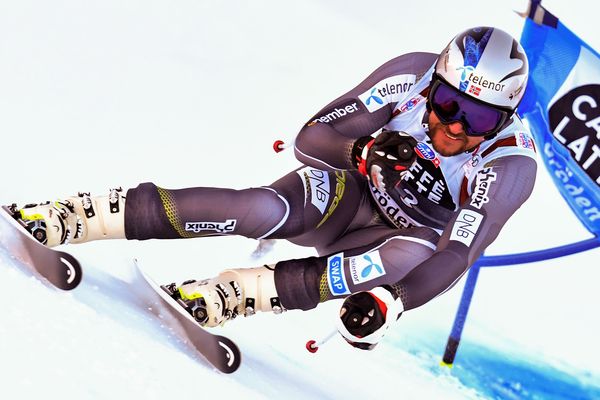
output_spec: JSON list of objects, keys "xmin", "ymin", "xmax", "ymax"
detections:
[{"xmin": 9, "ymin": 26, "xmax": 536, "ymax": 350}]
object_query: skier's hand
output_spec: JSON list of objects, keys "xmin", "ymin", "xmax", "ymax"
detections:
[
  {"xmin": 352, "ymin": 130, "xmax": 417, "ymax": 191},
  {"xmin": 336, "ymin": 286, "xmax": 404, "ymax": 350}
]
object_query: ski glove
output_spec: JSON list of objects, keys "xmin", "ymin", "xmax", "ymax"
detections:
[
  {"xmin": 336, "ymin": 286, "xmax": 404, "ymax": 350},
  {"xmin": 352, "ymin": 130, "xmax": 417, "ymax": 191}
]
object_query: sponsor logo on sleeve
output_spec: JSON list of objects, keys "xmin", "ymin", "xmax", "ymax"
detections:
[
  {"xmin": 462, "ymin": 153, "xmax": 482, "ymax": 178},
  {"xmin": 449, "ymin": 209, "xmax": 484, "ymax": 247},
  {"xmin": 317, "ymin": 170, "xmax": 346, "ymax": 228},
  {"xmin": 327, "ymin": 252, "xmax": 350, "ymax": 295},
  {"xmin": 399, "ymin": 96, "xmax": 423, "ymax": 113},
  {"xmin": 358, "ymin": 75, "xmax": 416, "ymax": 113},
  {"xmin": 296, "ymin": 167, "xmax": 330, "ymax": 214},
  {"xmin": 185, "ymin": 219, "xmax": 237, "ymax": 234},
  {"xmin": 515, "ymin": 131, "xmax": 535, "ymax": 150},
  {"xmin": 470, "ymin": 167, "xmax": 497, "ymax": 209},
  {"xmin": 308, "ymin": 101, "xmax": 361, "ymax": 125},
  {"xmin": 349, "ymin": 251, "xmax": 386, "ymax": 285}
]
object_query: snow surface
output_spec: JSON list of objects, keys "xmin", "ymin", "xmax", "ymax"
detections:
[{"xmin": 1, "ymin": 0, "xmax": 599, "ymax": 398}]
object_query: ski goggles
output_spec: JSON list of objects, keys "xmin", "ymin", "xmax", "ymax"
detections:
[{"xmin": 428, "ymin": 78, "xmax": 511, "ymax": 137}]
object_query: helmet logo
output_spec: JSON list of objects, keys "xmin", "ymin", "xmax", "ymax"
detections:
[
  {"xmin": 468, "ymin": 86, "xmax": 481, "ymax": 96},
  {"xmin": 509, "ymin": 84, "xmax": 524, "ymax": 101},
  {"xmin": 457, "ymin": 66, "xmax": 475, "ymax": 81},
  {"xmin": 456, "ymin": 66, "xmax": 475, "ymax": 92}
]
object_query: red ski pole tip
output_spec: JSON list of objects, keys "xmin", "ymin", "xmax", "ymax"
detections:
[
  {"xmin": 306, "ymin": 340, "xmax": 318, "ymax": 353},
  {"xmin": 273, "ymin": 140, "xmax": 285, "ymax": 153}
]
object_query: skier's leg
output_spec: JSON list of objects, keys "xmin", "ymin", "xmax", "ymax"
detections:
[
  {"xmin": 10, "ymin": 182, "xmax": 290, "ymax": 247},
  {"xmin": 123, "ymin": 182, "xmax": 290, "ymax": 240},
  {"xmin": 172, "ymin": 224, "xmax": 441, "ymax": 327},
  {"xmin": 167, "ymin": 169, "xmax": 384, "ymax": 327},
  {"xmin": 125, "ymin": 167, "xmax": 367, "ymax": 242},
  {"xmin": 9, "ymin": 181, "xmax": 290, "ymax": 246},
  {"xmin": 10, "ymin": 166, "xmax": 367, "ymax": 247}
]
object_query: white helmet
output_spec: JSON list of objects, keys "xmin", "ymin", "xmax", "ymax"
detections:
[{"xmin": 435, "ymin": 27, "xmax": 528, "ymax": 111}]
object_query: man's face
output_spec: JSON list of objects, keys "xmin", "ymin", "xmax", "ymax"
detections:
[{"xmin": 427, "ymin": 109, "xmax": 485, "ymax": 156}]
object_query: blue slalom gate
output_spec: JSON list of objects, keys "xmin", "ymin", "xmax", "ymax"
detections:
[
  {"xmin": 442, "ymin": 0, "xmax": 600, "ymax": 366},
  {"xmin": 442, "ymin": 236, "xmax": 600, "ymax": 365}
]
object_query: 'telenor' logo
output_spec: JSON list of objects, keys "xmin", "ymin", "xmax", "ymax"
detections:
[
  {"xmin": 350, "ymin": 251, "xmax": 386, "ymax": 284},
  {"xmin": 365, "ymin": 88, "xmax": 384, "ymax": 106},
  {"xmin": 457, "ymin": 65, "xmax": 475, "ymax": 92},
  {"xmin": 360, "ymin": 254, "xmax": 383, "ymax": 278}
]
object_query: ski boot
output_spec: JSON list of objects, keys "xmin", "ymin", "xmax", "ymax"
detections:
[
  {"xmin": 163, "ymin": 265, "xmax": 285, "ymax": 327},
  {"xmin": 9, "ymin": 188, "xmax": 126, "ymax": 247}
]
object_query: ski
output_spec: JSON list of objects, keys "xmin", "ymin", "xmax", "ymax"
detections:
[
  {"xmin": 0, "ymin": 205, "xmax": 82, "ymax": 290},
  {"xmin": 131, "ymin": 260, "xmax": 241, "ymax": 373}
]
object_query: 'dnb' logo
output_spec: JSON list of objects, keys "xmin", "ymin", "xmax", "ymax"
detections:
[
  {"xmin": 365, "ymin": 88, "xmax": 383, "ymax": 105},
  {"xmin": 360, "ymin": 254, "xmax": 383, "ymax": 278}
]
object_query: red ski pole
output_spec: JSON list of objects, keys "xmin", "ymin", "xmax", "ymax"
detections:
[
  {"xmin": 306, "ymin": 329, "xmax": 337, "ymax": 353},
  {"xmin": 272, "ymin": 139, "xmax": 294, "ymax": 153}
]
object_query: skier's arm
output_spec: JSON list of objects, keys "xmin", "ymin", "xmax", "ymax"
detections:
[
  {"xmin": 274, "ymin": 156, "xmax": 536, "ymax": 314},
  {"xmin": 392, "ymin": 155, "xmax": 538, "ymax": 310},
  {"xmin": 293, "ymin": 52, "xmax": 436, "ymax": 170},
  {"xmin": 336, "ymin": 154, "xmax": 538, "ymax": 348}
]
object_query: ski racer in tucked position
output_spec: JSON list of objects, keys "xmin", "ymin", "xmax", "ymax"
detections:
[{"xmin": 10, "ymin": 26, "xmax": 537, "ymax": 349}]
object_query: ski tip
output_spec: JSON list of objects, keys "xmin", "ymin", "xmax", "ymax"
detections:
[
  {"xmin": 1, "ymin": 205, "xmax": 83, "ymax": 291},
  {"xmin": 55, "ymin": 254, "xmax": 83, "ymax": 290},
  {"xmin": 133, "ymin": 264, "xmax": 243, "ymax": 374},
  {"xmin": 215, "ymin": 337, "xmax": 242, "ymax": 373}
]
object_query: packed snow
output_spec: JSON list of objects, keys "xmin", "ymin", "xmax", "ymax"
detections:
[{"xmin": 1, "ymin": 0, "xmax": 599, "ymax": 398}]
